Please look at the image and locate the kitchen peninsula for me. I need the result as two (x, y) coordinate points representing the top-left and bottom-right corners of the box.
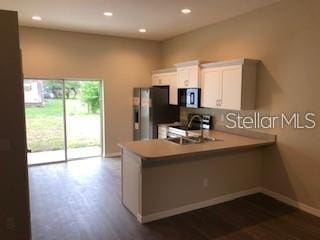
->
(119, 128), (275, 223)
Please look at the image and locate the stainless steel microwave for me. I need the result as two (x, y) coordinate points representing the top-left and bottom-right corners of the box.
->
(178, 88), (201, 108)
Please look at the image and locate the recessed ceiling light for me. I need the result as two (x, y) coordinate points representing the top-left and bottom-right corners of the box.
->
(32, 16), (42, 21)
(103, 12), (113, 17)
(181, 8), (192, 14)
(139, 28), (147, 33)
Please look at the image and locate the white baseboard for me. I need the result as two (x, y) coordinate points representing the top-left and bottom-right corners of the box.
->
(138, 187), (261, 223)
(136, 187), (320, 223)
(261, 188), (320, 218)
(106, 152), (121, 158)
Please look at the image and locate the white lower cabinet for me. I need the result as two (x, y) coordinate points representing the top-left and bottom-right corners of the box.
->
(158, 125), (168, 139)
(200, 59), (258, 110)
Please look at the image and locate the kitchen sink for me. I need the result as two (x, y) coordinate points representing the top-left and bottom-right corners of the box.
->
(187, 136), (216, 143)
(166, 136), (215, 145)
(166, 137), (196, 145)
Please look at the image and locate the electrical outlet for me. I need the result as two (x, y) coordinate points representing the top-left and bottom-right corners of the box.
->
(6, 217), (15, 231)
(203, 178), (208, 188)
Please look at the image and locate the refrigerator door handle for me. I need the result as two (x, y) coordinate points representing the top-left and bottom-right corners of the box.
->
(134, 110), (139, 123)
(134, 109), (140, 130)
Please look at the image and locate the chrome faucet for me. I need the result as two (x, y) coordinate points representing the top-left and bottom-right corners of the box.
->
(186, 114), (204, 141)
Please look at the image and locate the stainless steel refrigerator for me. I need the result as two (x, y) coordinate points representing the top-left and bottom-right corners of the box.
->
(133, 87), (180, 140)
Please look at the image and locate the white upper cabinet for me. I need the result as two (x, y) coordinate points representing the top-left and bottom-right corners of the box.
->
(152, 72), (171, 86)
(175, 61), (200, 88)
(220, 65), (242, 110)
(152, 68), (178, 105)
(201, 68), (221, 108)
(200, 59), (258, 110)
(168, 74), (178, 105)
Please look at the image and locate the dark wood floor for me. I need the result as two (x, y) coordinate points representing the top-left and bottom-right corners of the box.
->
(29, 158), (320, 240)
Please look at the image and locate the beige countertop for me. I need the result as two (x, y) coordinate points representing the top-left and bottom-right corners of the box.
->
(119, 130), (276, 161)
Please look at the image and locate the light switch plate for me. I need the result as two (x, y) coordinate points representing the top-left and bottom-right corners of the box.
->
(0, 139), (11, 152)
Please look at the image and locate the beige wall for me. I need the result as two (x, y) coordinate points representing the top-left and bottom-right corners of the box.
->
(142, 149), (262, 215)
(19, 27), (161, 154)
(161, 0), (320, 210)
(0, 11), (31, 239)
(6, 1), (320, 236)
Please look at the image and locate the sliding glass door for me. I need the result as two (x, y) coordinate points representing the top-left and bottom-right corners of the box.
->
(24, 79), (103, 165)
(24, 80), (66, 165)
(65, 80), (102, 160)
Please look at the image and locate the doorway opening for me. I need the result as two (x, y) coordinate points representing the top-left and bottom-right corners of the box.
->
(24, 79), (104, 165)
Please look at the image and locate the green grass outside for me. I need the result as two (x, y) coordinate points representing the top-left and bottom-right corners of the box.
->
(26, 99), (101, 152)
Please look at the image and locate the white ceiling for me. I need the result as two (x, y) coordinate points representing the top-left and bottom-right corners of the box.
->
(0, 0), (279, 41)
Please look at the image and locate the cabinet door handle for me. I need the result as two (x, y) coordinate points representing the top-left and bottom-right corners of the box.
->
(184, 80), (189, 86)
(159, 79), (162, 85)
(216, 99), (219, 106)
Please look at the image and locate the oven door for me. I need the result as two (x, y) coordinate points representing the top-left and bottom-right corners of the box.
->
(167, 132), (181, 138)
(186, 88), (200, 108)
